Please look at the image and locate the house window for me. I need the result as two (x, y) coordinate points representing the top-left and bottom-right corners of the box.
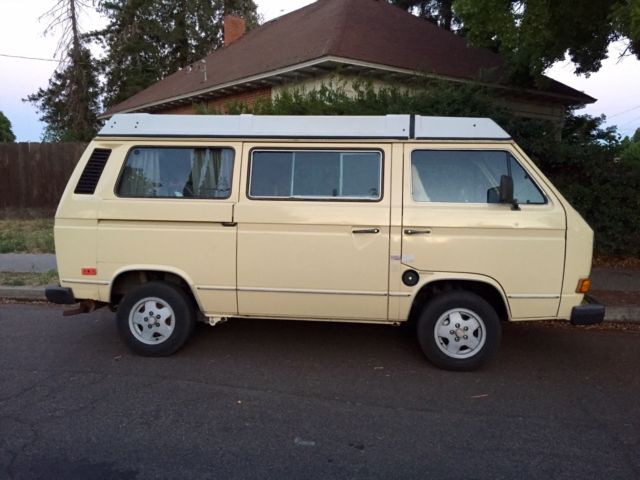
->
(411, 150), (546, 204)
(117, 147), (234, 199)
(249, 150), (382, 200)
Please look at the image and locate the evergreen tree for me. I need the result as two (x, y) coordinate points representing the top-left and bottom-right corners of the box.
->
(25, 0), (101, 141)
(26, 47), (101, 142)
(93, 0), (259, 108)
(0, 112), (16, 143)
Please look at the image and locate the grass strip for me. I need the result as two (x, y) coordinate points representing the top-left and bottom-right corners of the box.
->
(0, 270), (58, 287)
(0, 219), (55, 253)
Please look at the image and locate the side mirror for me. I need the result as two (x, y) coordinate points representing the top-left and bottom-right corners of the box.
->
(499, 175), (520, 210)
(486, 186), (500, 203)
(499, 175), (514, 204)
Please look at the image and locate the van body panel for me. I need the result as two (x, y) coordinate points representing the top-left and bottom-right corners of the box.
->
(558, 204), (593, 318)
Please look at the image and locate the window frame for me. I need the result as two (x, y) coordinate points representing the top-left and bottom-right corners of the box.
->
(247, 148), (385, 203)
(114, 145), (236, 200)
(409, 148), (548, 206)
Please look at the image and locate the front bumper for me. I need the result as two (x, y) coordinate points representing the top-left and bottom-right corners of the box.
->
(570, 296), (605, 325)
(45, 285), (76, 305)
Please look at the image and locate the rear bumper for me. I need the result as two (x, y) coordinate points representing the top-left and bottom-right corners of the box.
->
(570, 296), (605, 325)
(45, 285), (76, 305)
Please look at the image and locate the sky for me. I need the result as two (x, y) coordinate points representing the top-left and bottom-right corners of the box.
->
(0, 0), (638, 142)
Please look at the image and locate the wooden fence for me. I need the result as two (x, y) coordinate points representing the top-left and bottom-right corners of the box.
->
(0, 142), (87, 211)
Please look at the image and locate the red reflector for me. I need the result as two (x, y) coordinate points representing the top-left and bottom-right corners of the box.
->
(81, 268), (97, 276)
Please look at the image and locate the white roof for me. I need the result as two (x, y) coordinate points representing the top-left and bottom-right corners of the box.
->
(99, 113), (511, 140)
(414, 116), (510, 140)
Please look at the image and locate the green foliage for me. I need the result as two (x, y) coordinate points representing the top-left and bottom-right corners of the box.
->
(0, 112), (16, 143)
(202, 80), (639, 256)
(92, 0), (259, 108)
(620, 128), (640, 166)
(389, 0), (460, 31)
(0, 218), (55, 254)
(25, 47), (101, 142)
(453, 0), (640, 83)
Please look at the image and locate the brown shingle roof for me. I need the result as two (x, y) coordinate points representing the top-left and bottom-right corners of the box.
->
(104, 0), (595, 116)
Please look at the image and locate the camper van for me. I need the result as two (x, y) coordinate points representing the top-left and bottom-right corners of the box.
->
(46, 114), (604, 370)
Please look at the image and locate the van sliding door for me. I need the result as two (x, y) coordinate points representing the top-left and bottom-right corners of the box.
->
(235, 144), (392, 321)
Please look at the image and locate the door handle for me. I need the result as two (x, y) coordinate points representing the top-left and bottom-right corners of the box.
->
(352, 228), (380, 234)
(221, 222), (237, 227)
(404, 229), (431, 235)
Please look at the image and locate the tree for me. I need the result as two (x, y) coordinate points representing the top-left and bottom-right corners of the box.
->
(453, 0), (640, 83)
(26, 47), (101, 142)
(92, 0), (259, 108)
(25, 0), (101, 141)
(0, 112), (16, 143)
(621, 128), (640, 165)
(390, 0), (460, 31)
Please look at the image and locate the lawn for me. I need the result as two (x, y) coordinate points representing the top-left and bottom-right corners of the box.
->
(0, 218), (55, 254)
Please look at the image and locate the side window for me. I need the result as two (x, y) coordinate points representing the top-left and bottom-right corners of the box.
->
(509, 157), (546, 204)
(249, 150), (382, 200)
(410, 150), (545, 205)
(117, 147), (234, 199)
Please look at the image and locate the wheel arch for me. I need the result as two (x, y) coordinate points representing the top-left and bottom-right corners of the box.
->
(108, 266), (203, 313)
(407, 276), (511, 327)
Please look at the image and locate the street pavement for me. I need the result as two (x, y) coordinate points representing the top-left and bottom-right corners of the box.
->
(1, 303), (639, 479)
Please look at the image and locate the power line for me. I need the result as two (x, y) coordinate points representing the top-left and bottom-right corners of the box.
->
(608, 104), (640, 119)
(618, 115), (640, 128)
(0, 53), (60, 62)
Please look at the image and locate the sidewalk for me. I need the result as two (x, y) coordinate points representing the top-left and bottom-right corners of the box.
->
(0, 254), (638, 322)
(0, 253), (57, 272)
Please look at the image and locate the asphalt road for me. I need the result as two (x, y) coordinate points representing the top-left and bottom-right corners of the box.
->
(1, 304), (639, 480)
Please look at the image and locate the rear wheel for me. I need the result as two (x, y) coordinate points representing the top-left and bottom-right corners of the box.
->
(116, 282), (195, 356)
(417, 291), (501, 371)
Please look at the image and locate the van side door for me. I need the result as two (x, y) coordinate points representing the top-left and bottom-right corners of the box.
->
(234, 144), (392, 321)
(402, 144), (566, 319)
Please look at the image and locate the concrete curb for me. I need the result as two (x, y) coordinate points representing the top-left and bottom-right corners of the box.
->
(0, 286), (638, 323)
(604, 306), (640, 323)
(0, 286), (46, 301)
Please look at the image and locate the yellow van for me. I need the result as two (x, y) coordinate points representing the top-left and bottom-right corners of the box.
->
(46, 114), (604, 370)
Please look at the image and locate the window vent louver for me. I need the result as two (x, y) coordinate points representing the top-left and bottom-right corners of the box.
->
(74, 148), (111, 194)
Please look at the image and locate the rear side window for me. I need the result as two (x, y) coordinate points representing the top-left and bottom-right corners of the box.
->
(117, 147), (234, 199)
(411, 150), (546, 204)
(249, 150), (382, 200)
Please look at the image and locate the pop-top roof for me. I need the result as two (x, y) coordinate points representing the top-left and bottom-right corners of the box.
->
(98, 113), (511, 140)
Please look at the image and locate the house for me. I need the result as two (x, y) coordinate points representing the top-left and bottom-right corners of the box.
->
(101, 0), (595, 122)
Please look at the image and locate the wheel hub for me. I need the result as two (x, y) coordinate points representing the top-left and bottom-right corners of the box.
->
(434, 308), (486, 359)
(128, 297), (176, 345)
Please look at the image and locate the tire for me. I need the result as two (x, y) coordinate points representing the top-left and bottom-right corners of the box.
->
(116, 281), (196, 356)
(417, 291), (501, 371)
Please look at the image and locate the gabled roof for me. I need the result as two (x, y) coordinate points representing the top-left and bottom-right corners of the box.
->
(103, 0), (595, 117)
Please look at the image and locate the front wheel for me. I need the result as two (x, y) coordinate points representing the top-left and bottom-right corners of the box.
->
(417, 291), (501, 371)
(116, 282), (196, 356)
